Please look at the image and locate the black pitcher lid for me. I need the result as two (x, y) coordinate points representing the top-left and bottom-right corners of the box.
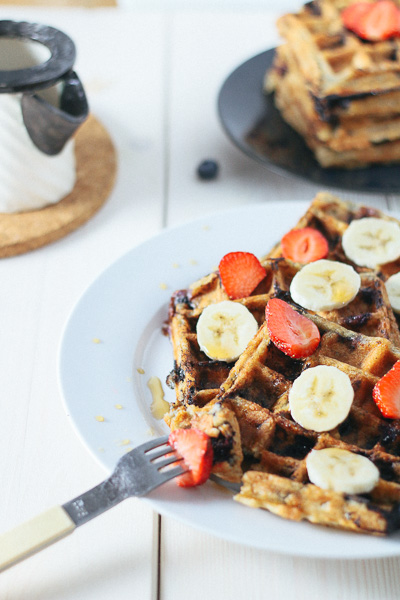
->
(0, 20), (76, 93)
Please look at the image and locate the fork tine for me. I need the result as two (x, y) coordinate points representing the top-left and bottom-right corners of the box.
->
(0, 435), (196, 574)
(156, 465), (188, 484)
(156, 455), (184, 470)
(147, 445), (174, 461)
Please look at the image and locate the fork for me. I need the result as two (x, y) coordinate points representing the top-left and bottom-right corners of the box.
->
(0, 435), (186, 573)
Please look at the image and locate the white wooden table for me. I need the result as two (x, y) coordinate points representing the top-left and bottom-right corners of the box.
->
(1, 3), (400, 598)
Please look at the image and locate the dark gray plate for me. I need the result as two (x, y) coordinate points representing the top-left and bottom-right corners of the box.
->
(217, 48), (400, 194)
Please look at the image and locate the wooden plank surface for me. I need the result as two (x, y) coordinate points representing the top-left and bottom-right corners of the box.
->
(0, 7), (163, 599)
(0, 0), (117, 6)
(0, 3), (400, 599)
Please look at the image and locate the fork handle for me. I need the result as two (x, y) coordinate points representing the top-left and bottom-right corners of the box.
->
(0, 506), (76, 572)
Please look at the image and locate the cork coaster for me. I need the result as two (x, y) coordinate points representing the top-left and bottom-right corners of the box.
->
(0, 113), (117, 258)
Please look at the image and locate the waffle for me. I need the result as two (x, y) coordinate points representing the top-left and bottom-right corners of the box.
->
(224, 310), (400, 534)
(165, 271), (274, 483)
(165, 239), (400, 486)
(265, 0), (400, 167)
(165, 270), (273, 408)
(268, 191), (400, 280)
(167, 288), (400, 531)
(268, 191), (400, 336)
(165, 194), (400, 531)
(166, 252), (400, 405)
(271, 258), (400, 344)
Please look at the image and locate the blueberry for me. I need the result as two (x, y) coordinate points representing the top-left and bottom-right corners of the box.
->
(197, 159), (219, 180)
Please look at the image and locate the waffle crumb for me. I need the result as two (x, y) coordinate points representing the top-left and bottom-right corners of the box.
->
(119, 439), (131, 446)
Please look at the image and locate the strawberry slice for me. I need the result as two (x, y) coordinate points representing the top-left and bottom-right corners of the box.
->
(350, 0), (400, 41)
(168, 428), (213, 487)
(341, 2), (372, 31)
(373, 360), (400, 419)
(219, 251), (266, 299)
(265, 298), (321, 359)
(281, 227), (329, 264)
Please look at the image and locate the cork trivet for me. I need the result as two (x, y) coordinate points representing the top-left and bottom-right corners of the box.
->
(0, 113), (117, 258)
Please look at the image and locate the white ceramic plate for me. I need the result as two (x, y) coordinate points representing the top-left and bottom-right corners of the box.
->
(58, 201), (400, 559)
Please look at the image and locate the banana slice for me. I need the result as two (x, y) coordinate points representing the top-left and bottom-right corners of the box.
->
(288, 365), (354, 432)
(385, 272), (400, 313)
(306, 447), (380, 495)
(342, 217), (400, 268)
(290, 259), (360, 311)
(196, 300), (258, 362)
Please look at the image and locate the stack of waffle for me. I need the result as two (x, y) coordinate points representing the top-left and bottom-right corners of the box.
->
(165, 193), (400, 533)
(265, 0), (400, 168)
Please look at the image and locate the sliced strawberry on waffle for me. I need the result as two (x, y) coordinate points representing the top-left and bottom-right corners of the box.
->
(265, 298), (321, 359)
(281, 227), (329, 264)
(341, 2), (373, 31)
(168, 428), (213, 487)
(342, 0), (400, 41)
(219, 251), (266, 299)
(358, 0), (400, 41)
(373, 361), (400, 419)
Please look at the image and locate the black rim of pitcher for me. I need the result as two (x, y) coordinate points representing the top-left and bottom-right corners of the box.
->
(0, 20), (76, 93)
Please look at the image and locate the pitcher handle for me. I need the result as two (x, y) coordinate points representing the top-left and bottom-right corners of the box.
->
(21, 69), (89, 155)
